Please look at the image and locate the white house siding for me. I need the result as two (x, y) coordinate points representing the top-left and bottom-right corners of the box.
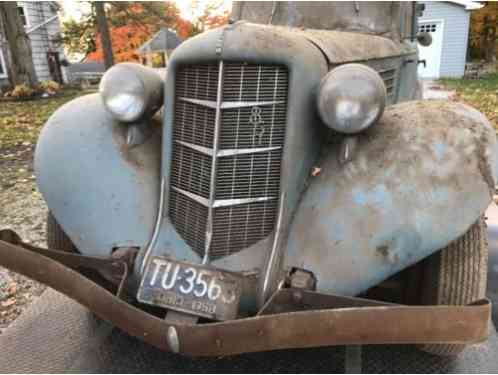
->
(0, 47), (9, 88)
(0, 19), (9, 88)
(21, 1), (66, 83)
(0, 2), (66, 88)
(420, 1), (471, 78)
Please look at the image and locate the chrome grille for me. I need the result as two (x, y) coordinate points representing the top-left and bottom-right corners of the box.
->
(169, 62), (288, 260)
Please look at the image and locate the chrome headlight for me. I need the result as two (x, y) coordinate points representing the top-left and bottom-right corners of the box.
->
(317, 64), (386, 134)
(100, 63), (163, 123)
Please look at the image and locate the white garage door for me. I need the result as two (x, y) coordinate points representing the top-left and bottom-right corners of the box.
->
(418, 20), (444, 79)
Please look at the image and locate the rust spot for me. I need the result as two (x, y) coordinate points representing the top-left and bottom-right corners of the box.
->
(376, 245), (389, 257)
(376, 244), (399, 265)
(119, 143), (145, 169)
(111, 120), (162, 172)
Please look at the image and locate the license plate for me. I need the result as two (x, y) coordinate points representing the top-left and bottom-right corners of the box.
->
(137, 256), (242, 321)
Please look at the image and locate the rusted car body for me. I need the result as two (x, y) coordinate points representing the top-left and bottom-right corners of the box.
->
(0, 2), (496, 357)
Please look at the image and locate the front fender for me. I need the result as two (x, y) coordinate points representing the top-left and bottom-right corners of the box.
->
(284, 100), (497, 296)
(34, 94), (161, 256)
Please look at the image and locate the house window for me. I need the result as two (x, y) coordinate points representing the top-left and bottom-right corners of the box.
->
(0, 48), (7, 78)
(17, 4), (29, 27)
(419, 23), (437, 34)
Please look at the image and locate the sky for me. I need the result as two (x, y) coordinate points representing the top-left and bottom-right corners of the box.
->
(60, 1), (233, 22)
(176, 0), (232, 21)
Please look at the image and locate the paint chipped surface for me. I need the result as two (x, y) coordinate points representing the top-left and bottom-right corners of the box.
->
(35, 94), (161, 257)
(285, 100), (497, 296)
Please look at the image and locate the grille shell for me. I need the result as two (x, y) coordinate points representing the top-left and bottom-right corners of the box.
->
(169, 63), (289, 259)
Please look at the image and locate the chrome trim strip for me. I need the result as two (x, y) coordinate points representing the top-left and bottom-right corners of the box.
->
(177, 140), (280, 158)
(172, 187), (210, 207)
(220, 100), (285, 109)
(178, 97), (217, 109)
(217, 146), (281, 157)
(179, 97), (284, 110)
(175, 140), (214, 156)
(140, 177), (166, 274)
(260, 191), (286, 306)
(203, 61), (225, 265)
(213, 196), (276, 208)
(173, 186), (275, 209)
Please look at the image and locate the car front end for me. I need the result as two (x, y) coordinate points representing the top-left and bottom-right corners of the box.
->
(0, 6), (496, 357)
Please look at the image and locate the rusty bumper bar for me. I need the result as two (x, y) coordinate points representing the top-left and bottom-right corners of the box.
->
(0, 231), (491, 357)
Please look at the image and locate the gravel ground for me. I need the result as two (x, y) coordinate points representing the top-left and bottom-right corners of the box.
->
(0, 90), (90, 334)
(0, 147), (47, 334)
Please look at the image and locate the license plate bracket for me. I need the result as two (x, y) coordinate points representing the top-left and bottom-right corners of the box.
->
(137, 256), (242, 321)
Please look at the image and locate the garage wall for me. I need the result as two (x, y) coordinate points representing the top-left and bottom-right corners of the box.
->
(421, 1), (470, 78)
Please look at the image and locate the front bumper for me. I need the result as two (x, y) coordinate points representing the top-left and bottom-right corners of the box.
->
(0, 230), (491, 357)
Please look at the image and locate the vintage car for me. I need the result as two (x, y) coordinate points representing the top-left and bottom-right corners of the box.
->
(0, 1), (495, 358)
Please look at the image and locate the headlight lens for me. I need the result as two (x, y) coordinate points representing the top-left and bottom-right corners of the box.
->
(100, 63), (163, 123)
(317, 64), (386, 134)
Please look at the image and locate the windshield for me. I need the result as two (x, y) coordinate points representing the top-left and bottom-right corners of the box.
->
(232, 1), (415, 41)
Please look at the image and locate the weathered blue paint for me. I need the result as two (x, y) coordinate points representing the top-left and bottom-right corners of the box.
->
(431, 142), (446, 161)
(34, 94), (161, 256)
(284, 100), (497, 296)
(352, 184), (391, 208)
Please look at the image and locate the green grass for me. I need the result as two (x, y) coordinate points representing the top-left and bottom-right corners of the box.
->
(0, 89), (91, 149)
(439, 73), (498, 130)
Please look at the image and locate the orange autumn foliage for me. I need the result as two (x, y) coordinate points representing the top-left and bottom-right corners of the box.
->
(86, 24), (153, 63)
(198, 10), (229, 31)
(86, 2), (187, 63)
(176, 18), (196, 39)
(85, 3), (229, 63)
(469, 1), (498, 61)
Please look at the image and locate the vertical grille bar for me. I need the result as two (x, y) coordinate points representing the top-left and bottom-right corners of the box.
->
(203, 61), (225, 264)
(169, 62), (288, 260)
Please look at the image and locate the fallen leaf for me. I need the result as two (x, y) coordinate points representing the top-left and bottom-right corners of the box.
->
(7, 283), (17, 295)
(1, 298), (16, 308)
(311, 167), (322, 177)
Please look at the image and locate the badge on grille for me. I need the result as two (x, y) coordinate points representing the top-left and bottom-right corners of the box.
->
(250, 106), (265, 145)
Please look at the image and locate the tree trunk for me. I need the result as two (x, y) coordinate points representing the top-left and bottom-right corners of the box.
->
(481, 14), (497, 63)
(485, 24), (496, 62)
(95, 2), (114, 70)
(0, 2), (37, 87)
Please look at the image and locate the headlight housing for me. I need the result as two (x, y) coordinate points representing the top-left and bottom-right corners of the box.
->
(100, 63), (163, 123)
(317, 64), (386, 134)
